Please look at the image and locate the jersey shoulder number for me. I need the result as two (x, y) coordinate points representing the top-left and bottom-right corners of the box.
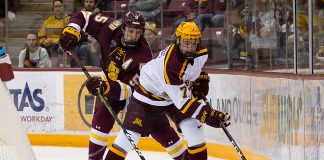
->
(94, 14), (108, 23)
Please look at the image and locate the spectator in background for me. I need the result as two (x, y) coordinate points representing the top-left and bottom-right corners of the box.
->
(72, 0), (101, 67)
(212, 0), (227, 28)
(18, 32), (51, 68)
(0, 0), (20, 29)
(97, 0), (114, 12)
(144, 21), (161, 58)
(0, 47), (14, 82)
(128, 0), (162, 26)
(295, 0), (323, 65)
(229, 3), (253, 67)
(84, 0), (99, 12)
(174, 0), (214, 32)
(72, 33), (101, 67)
(73, 0), (101, 13)
(319, 0), (324, 21)
(73, 0), (84, 13)
(0, 0), (5, 29)
(38, 0), (70, 67)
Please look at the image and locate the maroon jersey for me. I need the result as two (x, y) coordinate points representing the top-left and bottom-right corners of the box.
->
(66, 12), (186, 160)
(68, 11), (153, 100)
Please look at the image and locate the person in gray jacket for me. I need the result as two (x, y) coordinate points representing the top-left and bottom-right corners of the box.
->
(18, 32), (51, 68)
(128, 0), (162, 26)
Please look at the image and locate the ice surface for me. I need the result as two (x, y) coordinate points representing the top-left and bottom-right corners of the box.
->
(32, 146), (223, 160)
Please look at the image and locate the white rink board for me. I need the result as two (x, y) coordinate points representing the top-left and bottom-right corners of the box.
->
(5, 71), (100, 134)
(5, 71), (324, 160)
(6, 72), (64, 133)
(205, 73), (324, 160)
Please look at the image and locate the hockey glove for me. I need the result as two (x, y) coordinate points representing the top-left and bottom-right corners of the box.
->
(197, 105), (230, 128)
(192, 71), (210, 99)
(85, 77), (110, 96)
(59, 26), (81, 52)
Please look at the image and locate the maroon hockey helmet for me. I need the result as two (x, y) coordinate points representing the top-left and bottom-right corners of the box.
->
(122, 11), (145, 30)
(121, 12), (145, 48)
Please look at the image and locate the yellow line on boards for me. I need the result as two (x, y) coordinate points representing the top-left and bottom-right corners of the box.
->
(28, 134), (269, 160)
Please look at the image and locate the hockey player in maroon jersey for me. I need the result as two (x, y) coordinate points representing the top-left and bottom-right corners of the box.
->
(59, 11), (187, 160)
(104, 21), (231, 160)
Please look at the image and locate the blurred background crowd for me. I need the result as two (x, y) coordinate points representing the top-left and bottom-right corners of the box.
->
(0, 0), (323, 73)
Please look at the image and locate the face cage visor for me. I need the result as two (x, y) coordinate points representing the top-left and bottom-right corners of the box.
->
(121, 26), (143, 48)
(178, 38), (200, 59)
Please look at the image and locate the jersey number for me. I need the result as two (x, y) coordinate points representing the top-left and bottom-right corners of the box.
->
(129, 74), (140, 86)
(94, 14), (108, 23)
(180, 86), (187, 98)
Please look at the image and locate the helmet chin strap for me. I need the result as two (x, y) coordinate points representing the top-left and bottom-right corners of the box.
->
(183, 51), (197, 60)
(182, 51), (196, 64)
(121, 28), (142, 49)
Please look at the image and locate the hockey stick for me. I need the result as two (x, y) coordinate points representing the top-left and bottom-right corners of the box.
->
(66, 50), (146, 160)
(202, 96), (247, 160)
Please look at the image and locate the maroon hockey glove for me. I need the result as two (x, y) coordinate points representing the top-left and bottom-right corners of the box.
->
(85, 77), (109, 96)
(59, 26), (81, 52)
(192, 72), (210, 99)
(206, 109), (230, 128)
(197, 105), (230, 128)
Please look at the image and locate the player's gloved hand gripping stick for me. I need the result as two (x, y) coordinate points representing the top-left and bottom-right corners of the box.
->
(201, 95), (247, 160)
(66, 50), (146, 160)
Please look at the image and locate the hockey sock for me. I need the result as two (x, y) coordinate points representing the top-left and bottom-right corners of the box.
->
(105, 145), (126, 160)
(151, 125), (186, 159)
(187, 144), (207, 160)
(88, 142), (107, 160)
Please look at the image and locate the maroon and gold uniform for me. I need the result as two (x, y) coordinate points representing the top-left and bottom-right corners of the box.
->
(62, 11), (186, 160)
(105, 22), (230, 160)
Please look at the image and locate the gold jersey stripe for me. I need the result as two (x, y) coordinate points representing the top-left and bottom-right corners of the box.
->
(137, 83), (163, 100)
(164, 44), (175, 85)
(103, 81), (110, 95)
(137, 83), (148, 95)
(197, 48), (208, 55)
(179, 59), (188, 82)
(123, 83), (128, 99)
(181, 98), (195, 114)
(109, 47), (120, 56)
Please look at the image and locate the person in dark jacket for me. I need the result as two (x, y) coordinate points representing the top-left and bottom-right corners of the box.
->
(128, 0), (162, 26)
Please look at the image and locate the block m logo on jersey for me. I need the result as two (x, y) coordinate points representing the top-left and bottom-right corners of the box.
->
(132, 118), (143, 127)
